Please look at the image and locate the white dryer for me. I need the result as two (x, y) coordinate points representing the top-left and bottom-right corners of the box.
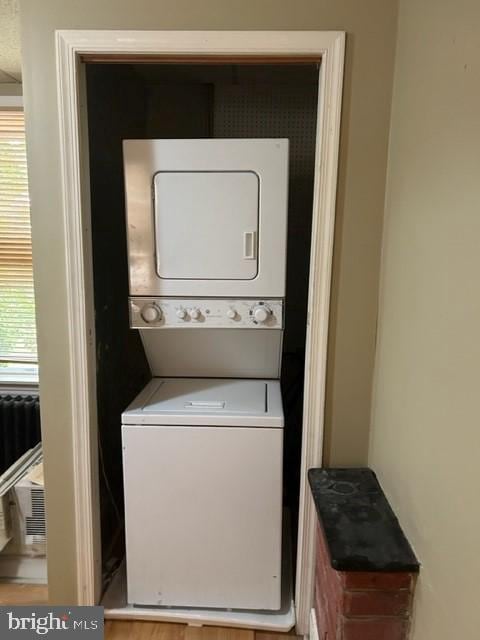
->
(123, 138), (289, 299)
(122, 378), (284, 610)
(122, 138), (289, 381)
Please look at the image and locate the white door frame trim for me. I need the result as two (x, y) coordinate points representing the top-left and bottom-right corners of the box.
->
(55, 29), (345, 634)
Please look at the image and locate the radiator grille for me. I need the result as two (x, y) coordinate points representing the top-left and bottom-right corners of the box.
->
(0, 395), (41, 475)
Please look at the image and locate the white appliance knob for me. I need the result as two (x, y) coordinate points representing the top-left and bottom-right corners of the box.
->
(227, 308), (237, 319)
(252, 305), (271, 324)
(141, 303), (161, 323)
(176, 308), (187, 320)
(190, 308), (201, 320)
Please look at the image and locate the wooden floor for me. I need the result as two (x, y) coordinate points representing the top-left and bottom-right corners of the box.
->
(0, 582), (48, 605)
(104, 622), (298, 640)
(0, 584), (298, 639)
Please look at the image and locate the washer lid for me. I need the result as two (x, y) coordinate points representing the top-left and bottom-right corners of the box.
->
(145, 378), (265, 414)
(122, 378), (284, 427)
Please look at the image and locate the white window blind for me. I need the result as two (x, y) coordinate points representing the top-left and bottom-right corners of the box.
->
(0, 109), (38, 370)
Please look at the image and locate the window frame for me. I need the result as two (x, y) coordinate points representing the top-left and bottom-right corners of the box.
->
(0, 94), (39, 387)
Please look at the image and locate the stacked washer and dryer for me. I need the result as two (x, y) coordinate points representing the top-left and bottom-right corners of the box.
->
(121, 139), (289, 612)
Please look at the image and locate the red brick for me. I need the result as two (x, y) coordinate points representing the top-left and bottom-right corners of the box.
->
(323, 592), (340, 635)
(316, 523), (334, 565)
(315, 523), (414, 640)
(316, 574), (339, 637)
(342, 617), (408, 640)
(341, 571), (414, 590)
(316, 556), (343, 606)
(316, 527), (343, 589)
(343, 589), (411, 617)
(314, 583), (327, 637)
(315, 581), (337, 640)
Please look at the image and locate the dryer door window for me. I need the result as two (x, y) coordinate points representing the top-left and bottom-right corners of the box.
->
(153, 171), (259, 280)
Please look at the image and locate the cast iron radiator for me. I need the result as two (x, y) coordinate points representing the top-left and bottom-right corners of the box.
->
(0, 395), (41, 475)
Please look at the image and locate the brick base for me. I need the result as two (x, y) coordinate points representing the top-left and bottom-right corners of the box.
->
(314, 523), (416, 640)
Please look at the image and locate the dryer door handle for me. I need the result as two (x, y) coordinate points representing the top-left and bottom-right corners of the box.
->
(243, 231), (256, 260)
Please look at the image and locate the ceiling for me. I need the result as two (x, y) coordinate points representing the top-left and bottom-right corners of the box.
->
(0, 0), (22, 83)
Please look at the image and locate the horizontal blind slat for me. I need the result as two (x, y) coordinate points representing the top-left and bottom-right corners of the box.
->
(0, 109), (37, 364)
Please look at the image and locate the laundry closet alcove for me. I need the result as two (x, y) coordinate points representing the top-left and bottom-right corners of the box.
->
(55, 30), (345, 635)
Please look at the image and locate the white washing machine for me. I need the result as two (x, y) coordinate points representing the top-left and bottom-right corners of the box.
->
(122, 378), (284, 610)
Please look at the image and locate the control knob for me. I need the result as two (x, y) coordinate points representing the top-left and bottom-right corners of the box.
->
(252, 304), (272, 324)
(190, 307), (201, 320)
(176, 308), (187, 320)
(141, 303), (162, 323)
(226, 308), (237, 320)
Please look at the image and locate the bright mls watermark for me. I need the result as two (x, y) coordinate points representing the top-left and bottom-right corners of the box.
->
(0, 607), (103, 638)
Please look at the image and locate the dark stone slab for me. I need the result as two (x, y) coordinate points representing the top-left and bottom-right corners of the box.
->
(308, 468), (420, 572)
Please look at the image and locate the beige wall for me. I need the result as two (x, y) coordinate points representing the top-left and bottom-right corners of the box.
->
(369, 0), (480, 638)
(0, 83), (22, 96)
(19, 0), (398, 602)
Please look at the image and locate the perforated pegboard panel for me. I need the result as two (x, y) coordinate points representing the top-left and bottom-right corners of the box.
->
(213, 84), (317, 189)
(213, 82), (319, 354)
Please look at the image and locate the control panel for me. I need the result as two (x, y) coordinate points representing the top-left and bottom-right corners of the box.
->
(129, 298), (284, 329)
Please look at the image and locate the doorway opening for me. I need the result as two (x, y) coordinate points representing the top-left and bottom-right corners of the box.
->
(54, 28), (345, 636)
(85, 61), (318, 628)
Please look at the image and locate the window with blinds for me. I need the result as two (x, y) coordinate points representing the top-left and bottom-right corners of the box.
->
(0, 109), (38, 381)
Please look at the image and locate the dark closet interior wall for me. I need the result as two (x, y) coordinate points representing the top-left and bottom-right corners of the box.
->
(85, 66), (151, 573)
(86, 63), (318, 584)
